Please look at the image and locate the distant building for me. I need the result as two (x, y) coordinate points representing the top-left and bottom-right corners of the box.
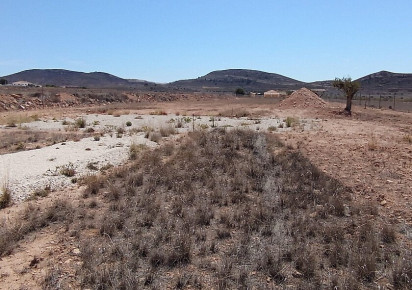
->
(264, 90), (285, 98)
(11, 81), (40, 87)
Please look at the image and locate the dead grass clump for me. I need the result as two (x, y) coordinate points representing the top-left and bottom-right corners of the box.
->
(402, 134), (412, 144)
(257, 250), (285, 283)
(42, 265), (63, 290)
(285, 116), (299, 128)
(218, 108), (250, 118)
(29, 185), (51, 200)
(368, 134), (378, 151)
(75, 118), (86, 128)
(381, 224), (396, 243)
(393, 257), (411, 289)
(159, 125), (177, 137)
(129, 143), (147, 160)
(148, 132), (162, 143)
(150, 110), (167, 115)
(60, 162), (76, 177)
(82, 175), (105, 197)
(295, 247), (317, 279)
(0, 184), (11, 209)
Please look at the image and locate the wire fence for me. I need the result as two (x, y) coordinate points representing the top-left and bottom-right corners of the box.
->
(324, 94), (412, 113)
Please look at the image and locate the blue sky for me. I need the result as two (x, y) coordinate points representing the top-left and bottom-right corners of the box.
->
(1, 0), (411, 83)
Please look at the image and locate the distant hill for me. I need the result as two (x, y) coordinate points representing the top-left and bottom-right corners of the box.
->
(1, 69), (156, 89)
(2, 69), (412, 95)
(356, 71), (412, 94)
(168, 69), (304, 92)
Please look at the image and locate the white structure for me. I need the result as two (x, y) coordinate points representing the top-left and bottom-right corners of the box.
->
(11, 81), (39, 87)
(264, 90), (284, 98)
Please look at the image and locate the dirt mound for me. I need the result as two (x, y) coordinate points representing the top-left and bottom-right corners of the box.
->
(279, 87), (327, 109)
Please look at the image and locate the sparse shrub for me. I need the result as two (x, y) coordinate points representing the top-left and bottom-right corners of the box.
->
(150, 110), (167, 115)
(86, 162), (98, 171)
(88, 199), (98, 208)
(295, 248), (317, 279)
(182, 116), (192, 123)
(30, 185), (51, 199)
(199, 124), (209, 130)
(267, 126), (277, 132)
(150, 252), (165, 268)
(82, 175), (104, 196)
(75, 118), (86, 128)
(0, 185), (11, 209)
(85, 127), (95, 133)
(116, 127), (124, 138)
(16, 142), (25, 151)
(167, 236), (191, 267)
(60, 163), (76, 177)
(129, 143), (147, 160)
(368, 134), (378, 151)
(285, 116), (298, 128)
(258, 251), (285, 283)
(149, 132), (162, 143)
(142, 126), (154, 138)
(354, 251), (377, 282)
(127, 172), (143, 188)
(175, 119), (183, 128)
(43, 266), (63, 290)
(93, 135), (100, 141)
(216, 229), (231, 240)
(402, 134), (412, 144)
(393, 258), (412, 289)
(44, 199), (74, 223)
(160, 126), (176, 137)
(381, 224), (396, 243)
(126, 121), (132, 127)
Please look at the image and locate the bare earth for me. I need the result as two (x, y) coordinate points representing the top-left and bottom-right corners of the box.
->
(0, 93), (411, 289)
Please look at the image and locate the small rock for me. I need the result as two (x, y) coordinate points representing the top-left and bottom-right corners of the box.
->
(309, 212), (317, 218)
(344, 205), (351, 217)
(380, 200), (387, 206)
(72, 248), (81, 255)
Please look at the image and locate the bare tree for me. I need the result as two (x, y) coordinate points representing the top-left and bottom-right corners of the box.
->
(333, 77), (360, 115)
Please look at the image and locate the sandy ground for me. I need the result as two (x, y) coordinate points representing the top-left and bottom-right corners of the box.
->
(0, 112), (320, 202)
(0, 96), (411, 289)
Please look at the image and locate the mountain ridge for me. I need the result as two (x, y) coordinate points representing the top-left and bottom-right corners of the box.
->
(2, 69), (412, 94)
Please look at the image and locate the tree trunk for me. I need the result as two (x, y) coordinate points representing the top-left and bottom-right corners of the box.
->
(344, 96), (352, 115)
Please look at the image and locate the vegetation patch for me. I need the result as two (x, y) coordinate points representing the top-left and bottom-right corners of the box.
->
(71, 130), (409, 289)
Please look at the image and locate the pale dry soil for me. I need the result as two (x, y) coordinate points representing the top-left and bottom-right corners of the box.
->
(0, 98), (411, 289)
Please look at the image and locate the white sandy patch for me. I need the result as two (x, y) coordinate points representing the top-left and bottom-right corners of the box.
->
(0, 113), (320, 202)
(0, 133), (156, 202)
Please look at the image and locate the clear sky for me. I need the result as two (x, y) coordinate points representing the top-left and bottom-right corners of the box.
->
(1, 0), (411, 83)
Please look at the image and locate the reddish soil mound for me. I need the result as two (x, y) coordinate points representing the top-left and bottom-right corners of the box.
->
(279, 87), (327, 109)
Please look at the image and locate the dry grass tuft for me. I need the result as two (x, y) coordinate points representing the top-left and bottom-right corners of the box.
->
(0, 184), (11, 209)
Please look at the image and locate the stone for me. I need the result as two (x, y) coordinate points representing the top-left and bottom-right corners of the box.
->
(72, 248), (81, 255)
